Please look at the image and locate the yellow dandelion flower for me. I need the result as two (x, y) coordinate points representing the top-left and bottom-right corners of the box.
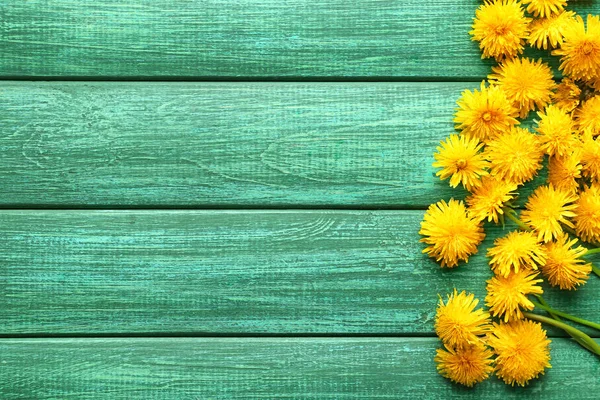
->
(520, 184), (578, 242)
(466, 177), (518, 223)
(581, 136), (600, 181)
(420, 199), (486, 268)
(488, 320), (551, 387)
(574, 95), (600, 138)
(433, 135), (489, 191)
(521, 0), (566, 18)
(552, 77), (581, 113)
(548, 151), (582, 194)
(435, 343), (494, 387)
(536, 105), (577, 157)
(489, 58), (556, 118)
(553, 15), (600, 81)
(435, 289), (491, 348)
(485, 270), (543, 322)
(574, 184), (600, 243)
(542, 233), (592, 290)
(588, 76), (600, 91)
(485, 127), (544, 185)
(487, 231), (547, 277)
(454, 83), (519, 142)
(470, 1), (530, 61)
(529, 11), (576, 49)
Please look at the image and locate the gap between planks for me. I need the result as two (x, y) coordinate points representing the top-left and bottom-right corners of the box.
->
(0, 333), (438, 339)
(0, 76), (488, 82)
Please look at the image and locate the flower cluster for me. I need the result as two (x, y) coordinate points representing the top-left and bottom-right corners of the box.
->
(422, 0), (600, 388)
(434, 290), (551, 386)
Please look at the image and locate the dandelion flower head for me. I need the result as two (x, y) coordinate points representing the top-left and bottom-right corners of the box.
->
(433, 134), (489, 191)
(520, 184), (578, 242)
(536, 105), (577, 157)
(552, 77), (581, 113)
(466, 177), (517, 223)
(485, 127), (544, 185)
(553, 14), (600, 81)
(542, 233), (592, 290)
(420, 199), (486, 268)
(522, 0), (567, 18)
(574, 95), (600, 138)
(547, 151), (582, 194)
(529, 10), (576, 50)
(470, 0), (530, 60)
(581, 136), (600, 181)
(435, 289), (491, 348)
(488, 58), (556, 118)
(574, 184), (600, 243)
(454, 83), (519, 143)
(485, 270), (544, 322)
(487, 231), (547, 277)
(488, 320), (551, 386)
(435, 343), (494, 387)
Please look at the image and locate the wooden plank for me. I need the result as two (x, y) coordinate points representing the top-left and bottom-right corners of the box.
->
(1, 338), (598, 398)
(0, 81), (548, 208)
(2, 210), (599, 335)
(2, 1), (598, 78)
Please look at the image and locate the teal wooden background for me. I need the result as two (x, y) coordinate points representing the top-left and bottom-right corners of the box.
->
(1, 1), (599, 398)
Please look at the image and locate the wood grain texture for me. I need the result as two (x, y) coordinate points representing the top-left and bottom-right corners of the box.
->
(1, 338), (598, 399)
(0, 81), (548, 208)
(2, 1), (598, 78)
(2, 210), (599, 335)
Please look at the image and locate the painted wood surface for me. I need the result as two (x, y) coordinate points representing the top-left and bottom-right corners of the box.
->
(0, 81), (549, 208)
(2, 1), (598, 78)
(4, 1), (600, 396)
(1, 338), (598, 399)
(2, 210), (598, 335)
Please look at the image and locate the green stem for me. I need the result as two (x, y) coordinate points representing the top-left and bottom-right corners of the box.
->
(535, 296), (595, 354)
(505, 211), (531, 231)
(531, 300), (600, 331)
(592, 263), (600, 279)
(523, 312), (600, 357)
(583, 247), (600, 257)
